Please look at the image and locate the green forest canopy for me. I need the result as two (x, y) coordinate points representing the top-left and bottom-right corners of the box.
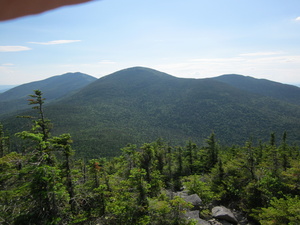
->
(1, 90), (300, 224)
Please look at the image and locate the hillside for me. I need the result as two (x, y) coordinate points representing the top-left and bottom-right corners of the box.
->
(0, 72), (96, 116)
(3, 67), (300, 158)
(4, 67), (296, 158)
(213, 74), (300, 105)
(3, 91), (300, 225)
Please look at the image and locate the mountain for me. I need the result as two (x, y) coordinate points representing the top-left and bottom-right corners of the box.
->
(0, 72), (96, 102)
(213, 74), (300, 105)
(0, 72), (96, 116)
(3, 67), (300, 158)
(0, 85), (17, 93)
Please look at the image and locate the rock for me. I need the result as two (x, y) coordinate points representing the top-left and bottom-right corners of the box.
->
(182, 193), (203, 210)
(212, 206), (238, 224)
(195, 218), (211, 225)
(185, 210), (200, 219)
(185, 210), (210, 225)
(209, 219), (233, 225)
(219, 220), (235, 225)
(175, 190), (189, 197)
(208, 219), (222, 225)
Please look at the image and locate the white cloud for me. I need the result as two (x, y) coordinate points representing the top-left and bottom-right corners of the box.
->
(0, 46), (31, 52)
(295, 17), (300, 21)
(0, 66), (15, 76)
(2, 63), (14, 66)
(154, 54), (300, 84)
(239, 52), (283, 57)
(190, 57), (244, 63)
(28, 40), (81, 45)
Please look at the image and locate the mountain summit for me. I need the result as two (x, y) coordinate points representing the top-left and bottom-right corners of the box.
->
(0, 72), (96, 115)
(43, 67), (300, 157)
(2, 67), (300, 158)
(0, 72), (96, 102)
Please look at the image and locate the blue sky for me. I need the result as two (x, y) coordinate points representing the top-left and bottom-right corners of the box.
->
(1, 0), (300, 85)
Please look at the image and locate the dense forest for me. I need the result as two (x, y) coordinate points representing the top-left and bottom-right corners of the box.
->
(1, 90), (300, 224)
(2, 67), (300, 160)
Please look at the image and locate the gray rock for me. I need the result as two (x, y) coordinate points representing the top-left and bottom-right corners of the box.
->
(185, 210), (210, 225)
(212, 206), (238, 224)
(219, 220), (235, 225)
(183, 194), (203, 210)
(185, 210), (200, 219)
(195, 218), (211, 225)
(208, 219), (224, 225)
(175, 190), (189, 197)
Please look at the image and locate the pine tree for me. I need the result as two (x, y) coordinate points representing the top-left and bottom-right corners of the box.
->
(206, 132), (218, 170)
(15, 90), (69, 224)
(0, 123), (9, 158)
(185, 140), (197, 175)
(51, 133), (76, 213)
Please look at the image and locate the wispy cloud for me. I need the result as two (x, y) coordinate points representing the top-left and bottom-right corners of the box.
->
(0, 46), (31, 52)
(2, 63), (14, 66)
(155, 53), (300, 84)
(190, 57), (244, 63)
(295, 17), (300, 21)
(28, 40), (81, 45)
(239, 52), (283, 57)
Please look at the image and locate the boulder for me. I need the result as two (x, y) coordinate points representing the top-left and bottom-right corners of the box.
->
(209, 219), (233, 225)
(212, 206), (238, 224)
(185, 210), (210, 225)
(175, 190), (189, 197)
(182, 193), (203, 210)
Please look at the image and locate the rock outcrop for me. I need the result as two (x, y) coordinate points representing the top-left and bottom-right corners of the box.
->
(182, 193), (203, 210)
(212, 206), (238, 224)
(185, 210), (210, 225)
(174, 189), (253, 225)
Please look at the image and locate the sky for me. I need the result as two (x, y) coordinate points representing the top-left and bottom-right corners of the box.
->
(1, 0), (300, 85)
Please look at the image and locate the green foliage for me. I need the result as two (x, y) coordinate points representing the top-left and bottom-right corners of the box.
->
(22, 165), (69, 225)
(4, 67), (300, 159)
(0, 152), (27, 224)
(169, 196), (193, 225)
(183, 175), (215, 206)
(0, 123), (9, 157)
(258, 195), (300, 225)
(2, 88), (300, 224)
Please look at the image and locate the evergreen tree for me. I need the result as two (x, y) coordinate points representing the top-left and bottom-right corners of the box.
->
(205, 132), (218, 170)
(14, 90), (69, 224)
(279, 131), (290, 171)
(0, 123), (9, 158)
(51, 133), (76, 213)
(185, 140), (197, 175)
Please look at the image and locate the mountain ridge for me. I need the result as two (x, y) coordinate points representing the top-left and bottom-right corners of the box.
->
(0, 72), (96, 102)
(2, 67), (300, 158)
(0, 72), (96, 116)
(45, 68), (300, 157)
(213, 74), (300, 105)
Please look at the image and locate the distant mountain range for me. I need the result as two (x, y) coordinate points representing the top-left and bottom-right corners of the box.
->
(0, 85), (17, 93)
(0, 72), (96, 116)
(1, 67), (300, 158)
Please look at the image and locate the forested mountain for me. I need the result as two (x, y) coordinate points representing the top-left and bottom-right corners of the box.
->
(3, 67), (300, 159)
(213, 74), (300, 105)
(0, 72), (96, 115)
(1, 88), (300, 225)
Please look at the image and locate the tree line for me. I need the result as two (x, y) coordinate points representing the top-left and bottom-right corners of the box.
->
(0, 90), (300, 224)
